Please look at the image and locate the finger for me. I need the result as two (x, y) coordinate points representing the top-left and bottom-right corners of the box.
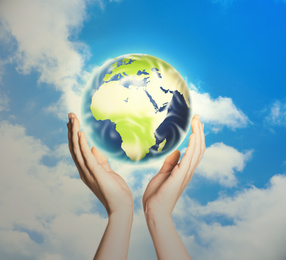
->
(77, 131), (106, 199)
(78, 131), (98, 173)
(91, 146), (112, 172)
(188, 114), (201, 166)
(176, 115), (201, 180)
(68, 121), (76, 158)
(199, 122), (206, 162)
(159, 150), (181, 174)
(69, 114), (91, 184)
(67, 121), (85, 177)
(68, 116), (108, 208)
(190, 120), (205, 169)
(192, 114), (201, 135)
(177, 114), (201, 173)
(176, 133), (196, 172)
(78, 131), (108, 184)
(185, 122), (204, 182)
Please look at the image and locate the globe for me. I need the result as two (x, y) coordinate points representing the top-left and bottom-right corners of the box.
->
(82, 54), (191, 163)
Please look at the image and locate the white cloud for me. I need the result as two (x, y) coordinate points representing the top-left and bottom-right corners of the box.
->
(0, 118), (161, 260)
(0, 119), (161, 260)
(0, 0), (96, 119)
(0, 0), (250, 125)
(0, 59), (7, 83)
(190, 84), (250, 132)
(0, 58), (10, 111)
(44, 87), (83, 121)
(0, 90), (9, 112)
(0, 120), (107, 259)
(196, 142), (253, 187)
(0, 0), (88, 88)
(0, 119), (285, 260)
(264, 100), (286, 128)
(178, 174), (286, 260)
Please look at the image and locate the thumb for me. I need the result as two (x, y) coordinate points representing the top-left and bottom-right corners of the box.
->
(159, 150), (181, 173)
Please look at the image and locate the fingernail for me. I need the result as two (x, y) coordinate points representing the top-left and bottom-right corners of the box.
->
(78, 131), (81, 138)
(68, 113), (74, 120)
(71, 118), (74, 125)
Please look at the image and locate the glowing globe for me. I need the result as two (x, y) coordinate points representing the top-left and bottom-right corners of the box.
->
(82, 54), (191, 163)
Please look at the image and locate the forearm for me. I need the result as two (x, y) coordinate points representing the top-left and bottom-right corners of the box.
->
(94, 212), (133, 260)
(146, 213), (191, 260)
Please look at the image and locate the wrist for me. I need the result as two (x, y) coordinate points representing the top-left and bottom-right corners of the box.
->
(145, 210), (172, 227)
(109, 210), (133, 223)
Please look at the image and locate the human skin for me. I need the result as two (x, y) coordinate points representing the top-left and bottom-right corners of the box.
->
(67, 113), (205, 260)
(67, 113), (133, 260)
(142, 114), (205, 260)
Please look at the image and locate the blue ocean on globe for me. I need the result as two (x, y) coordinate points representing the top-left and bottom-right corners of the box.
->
(82, 54), (191, 163)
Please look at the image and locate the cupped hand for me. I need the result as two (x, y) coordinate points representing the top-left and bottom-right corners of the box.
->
(67, 113), (133, 216)
(142, 114), (205, 217)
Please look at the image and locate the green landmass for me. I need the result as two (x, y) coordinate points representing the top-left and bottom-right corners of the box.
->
(91, 107), (156, 161)
(103, 54), (169, 82)
(158, 138), (167, 152)
(90, 80), (158, 161)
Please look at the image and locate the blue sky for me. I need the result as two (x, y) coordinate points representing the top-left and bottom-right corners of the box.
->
(0, 0), (286, 259)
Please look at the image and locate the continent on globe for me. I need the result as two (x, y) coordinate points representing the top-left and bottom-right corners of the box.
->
(82, 54), (191, 163)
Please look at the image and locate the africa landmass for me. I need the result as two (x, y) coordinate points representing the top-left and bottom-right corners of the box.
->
(90, 55), (189, 161)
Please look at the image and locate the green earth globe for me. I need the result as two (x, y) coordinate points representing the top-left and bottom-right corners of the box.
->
(82, 54), (191, 163)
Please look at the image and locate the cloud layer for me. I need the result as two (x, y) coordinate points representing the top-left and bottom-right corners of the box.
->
(0, 0), (93, 118)
(0, 120), (285, 260)
(180, 174), (286, 260)
(0, 120), (104, 259)
(190, 85), (250, 132)
(0, 0), (89, 87)
(264, 100), (286, 128)
(197, 142), (253, 186)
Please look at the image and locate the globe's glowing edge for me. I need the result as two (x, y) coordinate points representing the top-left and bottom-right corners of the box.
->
(81, 54), (191, 164)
